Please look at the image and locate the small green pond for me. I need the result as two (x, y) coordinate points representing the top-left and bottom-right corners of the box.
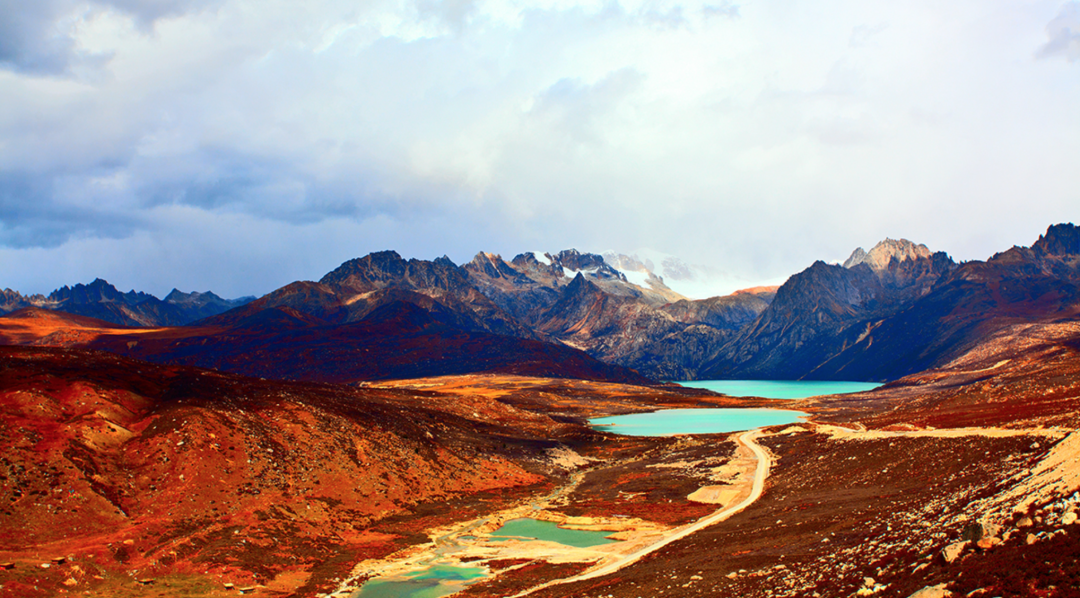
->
(353, 565), (486, 598)
(489, 518), (615, 548)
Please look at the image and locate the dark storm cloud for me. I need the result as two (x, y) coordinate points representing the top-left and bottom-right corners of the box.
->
(0, 161), (401, 251)
(131, 150), (383, 224)
(0, 172), (140, 247)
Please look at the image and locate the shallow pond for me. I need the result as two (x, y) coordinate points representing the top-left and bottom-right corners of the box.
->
(489, 518), (615, 548)
(353, 564), (486, 598)
(676, 379), (881, 399)
(352, 518), (615, 597)
(590, 407), (806, 436)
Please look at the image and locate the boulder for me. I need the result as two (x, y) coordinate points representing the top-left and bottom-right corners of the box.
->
(960, 522), (983, 542)
(1016, 516), (1033, 528)
(942, 541), (967, 563)
(1062, 511), (1077, 525)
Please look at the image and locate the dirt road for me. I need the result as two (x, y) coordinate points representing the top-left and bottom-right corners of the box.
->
(512, 428), (772, 595)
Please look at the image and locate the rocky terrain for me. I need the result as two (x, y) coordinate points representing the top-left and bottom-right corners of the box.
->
(703, 238), (959, 381)
(458, 312), (1080, 598)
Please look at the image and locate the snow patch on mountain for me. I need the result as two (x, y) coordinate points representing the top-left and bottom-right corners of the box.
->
(531, 251), (552, 266)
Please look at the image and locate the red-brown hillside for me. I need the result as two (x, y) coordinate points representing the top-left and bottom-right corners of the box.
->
(0, 346), (585, 596)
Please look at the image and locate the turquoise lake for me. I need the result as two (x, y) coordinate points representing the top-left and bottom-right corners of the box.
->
(677, 379), (881, 399)
(590, 407), (806, 436)
(353, 565), (486, 598)
(490, 518), (615, 548)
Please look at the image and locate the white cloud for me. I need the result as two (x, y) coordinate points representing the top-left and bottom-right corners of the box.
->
(1, 0), (1078, 297)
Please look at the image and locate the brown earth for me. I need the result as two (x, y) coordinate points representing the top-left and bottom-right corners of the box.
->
(4, 318), (1080, 598)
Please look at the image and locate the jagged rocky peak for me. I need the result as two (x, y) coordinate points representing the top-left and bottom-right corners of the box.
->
(553, 249), (603, 271)
(843, 238), (932, 272)
(510, 252), (564, 281)
(320, 250), (408, 289)
(1033, 223), (1080, 256)
(463, 252), (531, 282)
(164, 289), (256, 311)
(47, 278), (158, 305)
(552, 249), (625, 281)
(320, 250), (471, 293)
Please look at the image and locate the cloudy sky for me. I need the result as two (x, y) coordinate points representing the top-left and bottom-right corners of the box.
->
(1, 0), (1078, 298)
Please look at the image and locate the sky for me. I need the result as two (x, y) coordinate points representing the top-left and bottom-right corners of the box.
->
(1, 0), (1078, 299)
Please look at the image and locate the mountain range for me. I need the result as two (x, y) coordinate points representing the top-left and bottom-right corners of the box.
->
(0, 279), (254, 326)
(2, 223), (1078, 383)
(3, 225), (1080, 598)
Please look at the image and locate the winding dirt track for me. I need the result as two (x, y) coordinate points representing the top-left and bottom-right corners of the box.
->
(512, 428), (772, 596)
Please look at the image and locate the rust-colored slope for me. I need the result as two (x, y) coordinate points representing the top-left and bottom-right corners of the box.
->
(0, 346), (574, 596)
(0, 307), (137, 345)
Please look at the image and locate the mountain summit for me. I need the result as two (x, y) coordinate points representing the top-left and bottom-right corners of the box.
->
(843, 238), (933, 272)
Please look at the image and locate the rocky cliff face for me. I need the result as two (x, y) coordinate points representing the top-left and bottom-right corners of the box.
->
(318, 250), (535, 339)
(462, 252), (562, 323)
(703, 240), (959, 380)
(706, 225), (1080, 381)
(461, 249), (743, 379)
